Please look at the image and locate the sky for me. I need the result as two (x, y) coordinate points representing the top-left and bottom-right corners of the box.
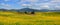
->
(0, 0), (60, 10)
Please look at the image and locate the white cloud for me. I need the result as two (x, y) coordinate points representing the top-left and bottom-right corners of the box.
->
(10, 0), (60, 10)
(20, 0), (37, 2)
(21, 4), (27, 6)
(0, 3), (12, 9)
(51, 0), (60, 3)
(39, 4), (50, 10)
(30, 0), (38, 2)
(21, 4), (32, 8)
(41, 5), (49, 8)
(1, 3), (10, 7)
(55, 6), (60, 9)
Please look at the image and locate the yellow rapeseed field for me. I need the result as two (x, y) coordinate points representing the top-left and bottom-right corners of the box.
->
(0, 11), (60, 25)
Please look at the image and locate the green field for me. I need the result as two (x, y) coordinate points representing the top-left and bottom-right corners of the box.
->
(0, 11), (60, 25)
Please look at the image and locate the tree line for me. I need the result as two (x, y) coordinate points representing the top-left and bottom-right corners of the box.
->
(17, 11), (35, 15)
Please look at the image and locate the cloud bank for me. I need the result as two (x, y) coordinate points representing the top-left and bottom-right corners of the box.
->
(0, 0), (60, 10)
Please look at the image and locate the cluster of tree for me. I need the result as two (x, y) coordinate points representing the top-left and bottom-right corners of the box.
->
(17, 10), (35, 14)
(24, 11), (35, 14)
(0, 8), (35, 14)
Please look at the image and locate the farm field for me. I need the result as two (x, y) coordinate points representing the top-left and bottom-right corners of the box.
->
(0, 11), (60, 25)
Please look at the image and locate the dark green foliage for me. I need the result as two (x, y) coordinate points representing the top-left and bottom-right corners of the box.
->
(31, 11), (35, 14)
(0, 22), (4, 25)
(15, 22), (21, 25)
(24, 11), (27, 14)
(9, 22), (21, 25)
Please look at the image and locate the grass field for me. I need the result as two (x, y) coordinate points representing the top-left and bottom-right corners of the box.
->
(0, 11), (60, 25)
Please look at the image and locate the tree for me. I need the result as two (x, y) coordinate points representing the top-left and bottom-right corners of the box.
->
(24, 11), (27, 14)
(31, 11), (35, 14)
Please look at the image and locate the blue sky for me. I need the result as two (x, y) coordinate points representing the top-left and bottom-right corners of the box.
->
(0, 0), (60, 10)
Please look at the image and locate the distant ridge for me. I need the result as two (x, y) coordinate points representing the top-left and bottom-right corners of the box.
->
(0, 8), (60, 12)
(17, 8), (35, 12)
